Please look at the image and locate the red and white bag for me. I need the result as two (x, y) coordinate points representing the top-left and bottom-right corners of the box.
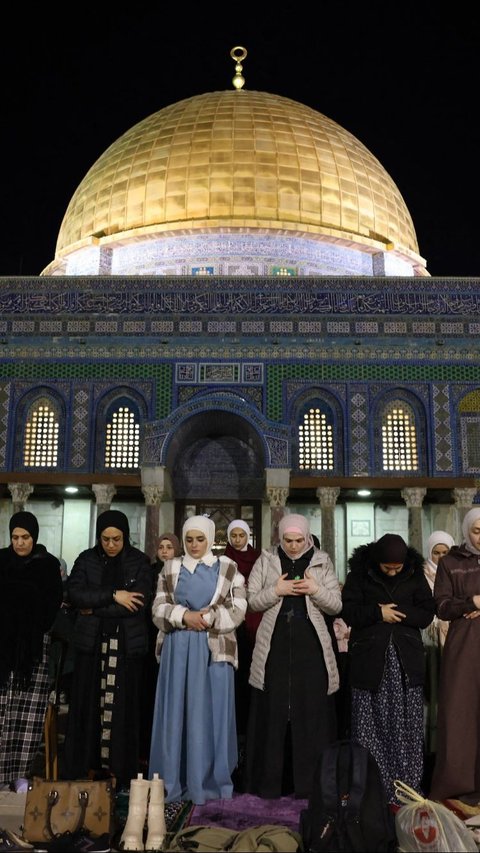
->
(393, 780), (478, 852)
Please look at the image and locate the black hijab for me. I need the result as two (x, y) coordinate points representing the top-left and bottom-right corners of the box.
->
(96, 510), (130, 545)
(9, 510), (39, 546)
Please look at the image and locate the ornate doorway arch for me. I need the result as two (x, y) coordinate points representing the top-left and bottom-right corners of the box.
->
(166, 409), (265, 549)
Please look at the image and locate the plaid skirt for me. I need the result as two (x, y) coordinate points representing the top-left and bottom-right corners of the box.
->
(0, 634), (51, 782)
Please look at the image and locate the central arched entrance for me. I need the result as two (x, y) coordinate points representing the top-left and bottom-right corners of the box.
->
(165, 409), (266, 550)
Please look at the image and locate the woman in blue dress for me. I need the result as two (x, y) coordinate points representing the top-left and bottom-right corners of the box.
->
(148, 515), (247, 804)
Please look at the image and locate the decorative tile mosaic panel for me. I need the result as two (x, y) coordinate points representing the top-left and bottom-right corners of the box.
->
(12, 321), (35, 332)
(432, 384), (453, 472)
(207, 322), (236, 333)
(270, 321), (294, 333)
(327, 322), (350, 333)
(71, 386), (90, 469)
(241, 321), (265, 333)
(298, 321), (322, 333)
(350, 389), (369, 476)
(412, 322), (436, 334)
(440, 322), (465, 335)
(151, 321), (174, 333)
(198, 364), (240, 383)
(0, 383), (10, 470)
(383, 322), (407, 334)
(176, 364), (197, 382)
(67, 321), (91, 332)
(94, 321), (118, 333)
(242, 364), (263, 383)
(122, 321), (146, 333)
(179, 321), (202, 332)
(266, 436), (290, 466)
(39, 321), (63, 333)
(355, 321), (378, 334)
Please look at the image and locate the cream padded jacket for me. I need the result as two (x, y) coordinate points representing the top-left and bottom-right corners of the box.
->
(247, 546), (342, 694)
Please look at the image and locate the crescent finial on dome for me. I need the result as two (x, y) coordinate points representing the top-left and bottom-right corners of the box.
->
(231, 46), (247, 89)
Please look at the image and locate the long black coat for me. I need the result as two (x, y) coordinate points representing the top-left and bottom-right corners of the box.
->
(341, 543), (435, 690)
(64, 542), (152, 784)
(0, 543), (63, 685)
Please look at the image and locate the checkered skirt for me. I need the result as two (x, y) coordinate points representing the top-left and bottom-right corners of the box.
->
(0, 634), (51, 782)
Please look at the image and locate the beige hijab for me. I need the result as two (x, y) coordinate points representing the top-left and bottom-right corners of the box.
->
(424, 530), (455, 590)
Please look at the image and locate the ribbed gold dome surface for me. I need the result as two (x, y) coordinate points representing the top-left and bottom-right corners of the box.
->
(55, 90), (419, 258)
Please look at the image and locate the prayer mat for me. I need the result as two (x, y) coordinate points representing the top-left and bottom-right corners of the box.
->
(188, 792), (308, 833)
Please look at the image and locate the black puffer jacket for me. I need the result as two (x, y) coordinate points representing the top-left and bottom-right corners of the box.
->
(341, 542), (435, 690)
(67, 543), (152, 657)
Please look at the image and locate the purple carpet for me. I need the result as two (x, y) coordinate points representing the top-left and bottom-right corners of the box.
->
(189, 793), (308, 832)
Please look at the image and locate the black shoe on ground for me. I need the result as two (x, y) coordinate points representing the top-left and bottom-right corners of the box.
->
(33, 831), (110, 853)
(0, 828), (34, 851)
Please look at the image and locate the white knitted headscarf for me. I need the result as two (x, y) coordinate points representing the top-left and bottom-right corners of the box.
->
(462, 507), (480, 555)
(227, 519), (251, 551)
(182, 515), (216, 571)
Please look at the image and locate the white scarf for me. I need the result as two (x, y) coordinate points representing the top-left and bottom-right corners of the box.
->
(182, 515), (217, 573)
(227, 519), (251, 552)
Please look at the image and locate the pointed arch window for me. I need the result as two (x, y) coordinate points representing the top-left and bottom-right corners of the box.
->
(298, 406), (334, 471)
(459, 389), (480, 473)
(23, 398), (59, 468)
(381, 400), (418, 472)
(104, 405), (140, 469)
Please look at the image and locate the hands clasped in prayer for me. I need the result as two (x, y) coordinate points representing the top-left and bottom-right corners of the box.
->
(114, 589), (144, 611)
(183, 608), (210, 630)
(380, 602), (407, 623)
(275, 568), (319, 597)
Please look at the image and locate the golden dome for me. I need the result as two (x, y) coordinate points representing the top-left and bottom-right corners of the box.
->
(52, 89), (424, 273)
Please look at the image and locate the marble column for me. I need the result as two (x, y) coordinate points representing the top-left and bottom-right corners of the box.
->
(265, 486), (289, 546)
(401, 487), (426, 552)
(316, 486), (340, 565)
(92, 483), (117, 518)
(141, 484), (164, 562)
(141, 465), (172, 555)
(452, 486), (478, 544)
(8, 482), (34, 514)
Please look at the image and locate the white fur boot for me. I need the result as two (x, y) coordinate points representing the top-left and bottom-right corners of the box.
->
(145, 773), (166, 851)
(119, 773), (150, 851)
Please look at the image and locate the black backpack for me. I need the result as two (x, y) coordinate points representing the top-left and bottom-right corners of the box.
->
(299, 739), (397, 853)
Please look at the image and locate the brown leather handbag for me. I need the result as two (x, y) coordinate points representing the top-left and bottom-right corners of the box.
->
(23, 776), (116, 843)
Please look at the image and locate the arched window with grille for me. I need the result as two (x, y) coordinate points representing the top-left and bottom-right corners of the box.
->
(104, 403), (140, 470)
(290, 388), (344, 475)
(298, 405), (335, 471)
(459, 389), (480, 474)
(380, 399), (419, 472)
(23, 396), (60, 468)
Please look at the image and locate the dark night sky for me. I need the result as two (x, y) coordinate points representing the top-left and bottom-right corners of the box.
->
(1, 3), (478, 278)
